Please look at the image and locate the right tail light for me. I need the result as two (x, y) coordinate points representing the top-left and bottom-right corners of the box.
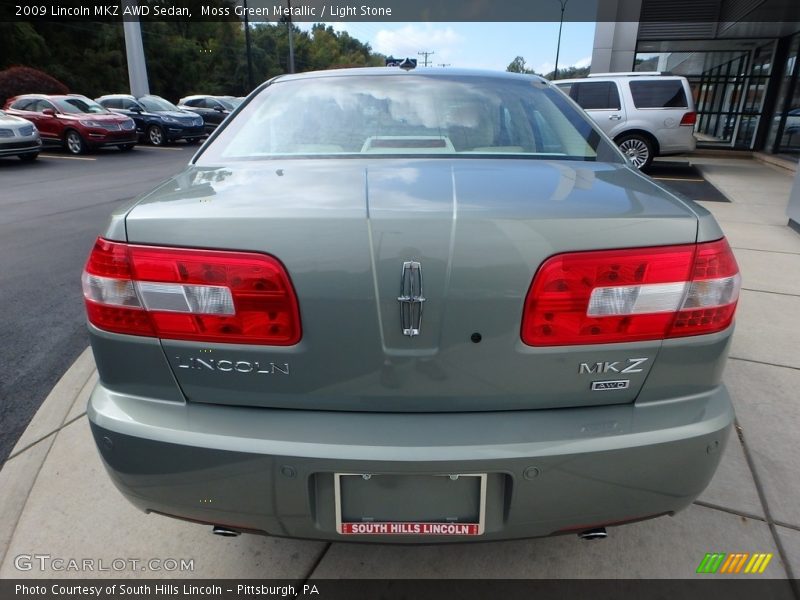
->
(521, 238), (740, 346)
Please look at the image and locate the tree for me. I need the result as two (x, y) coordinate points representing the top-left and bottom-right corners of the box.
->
(506, 56), (535, 74)
(0, 13), (389, 102)
(506, 56), (590, 80)
(0, 66), (69, 106)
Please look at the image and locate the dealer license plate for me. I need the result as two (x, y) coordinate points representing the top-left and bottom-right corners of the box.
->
(334, 473), (487, 536)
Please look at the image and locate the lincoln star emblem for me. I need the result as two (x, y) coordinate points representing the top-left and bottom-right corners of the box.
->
(397, 261), (425, 337)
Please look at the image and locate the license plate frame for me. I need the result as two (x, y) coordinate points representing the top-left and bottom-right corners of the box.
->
(334, 473), (487, 536)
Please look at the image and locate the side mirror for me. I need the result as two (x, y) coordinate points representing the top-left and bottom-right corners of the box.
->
(213, 106), (226, 112)
(42, 108), (55, 116)
(129, 106), (143, 113)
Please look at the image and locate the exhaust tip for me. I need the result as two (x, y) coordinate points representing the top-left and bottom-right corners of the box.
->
(212, 526), (241, 538)
(578, 527), (608, 540)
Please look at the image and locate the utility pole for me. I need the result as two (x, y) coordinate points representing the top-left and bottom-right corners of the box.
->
(553, 0), (569, 80)
(286, 0), (295, 73)
(418, 50), (434, 67)
(242, 0), (254, 91)
(121, 0), (149, 96)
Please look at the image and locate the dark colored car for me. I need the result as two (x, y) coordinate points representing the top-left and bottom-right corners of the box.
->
(95, 94), (204, 146)
(177, 95), (237, 133)
(3, 94), (137, 155)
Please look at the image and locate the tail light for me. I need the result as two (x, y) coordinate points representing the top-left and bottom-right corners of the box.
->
(680, 111), (697, 126)
(521, 238), (740, 346)
(82, 238), (301, 345)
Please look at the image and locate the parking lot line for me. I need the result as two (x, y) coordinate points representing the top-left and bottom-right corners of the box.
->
(651, 176), (706, 182)
(135, 146), (187, 151)
(39, 154), (96, 161)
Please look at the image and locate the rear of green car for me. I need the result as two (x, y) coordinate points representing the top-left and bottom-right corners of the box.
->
(84, 69), (738, 542)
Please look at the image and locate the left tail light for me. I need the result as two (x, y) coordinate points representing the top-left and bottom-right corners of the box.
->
(82, 238), (301, 345)
(680, 111), (697, 126)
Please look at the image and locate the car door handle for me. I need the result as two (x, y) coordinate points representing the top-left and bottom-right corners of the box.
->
(609, 114), (622, 121)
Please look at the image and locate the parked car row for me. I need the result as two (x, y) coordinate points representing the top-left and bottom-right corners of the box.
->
(0, 93), (242, 159)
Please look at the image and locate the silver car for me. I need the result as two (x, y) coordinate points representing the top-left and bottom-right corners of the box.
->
(555, 73), (697, 169)
(0, 110), (41, 161)
(83, 68), (739, 543)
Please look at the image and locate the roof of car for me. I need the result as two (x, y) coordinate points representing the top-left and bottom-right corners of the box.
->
(555, 74), (687, 84)
(271, 67), (548, 85)
(11, 94), (80, 101)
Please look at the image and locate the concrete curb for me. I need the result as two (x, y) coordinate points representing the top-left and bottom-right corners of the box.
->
(0, 347), (96, 566)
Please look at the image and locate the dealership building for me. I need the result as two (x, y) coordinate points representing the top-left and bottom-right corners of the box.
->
(592, 0), (800, 160)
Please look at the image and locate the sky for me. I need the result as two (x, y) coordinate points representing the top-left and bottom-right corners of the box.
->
(296, 21), (597, 74)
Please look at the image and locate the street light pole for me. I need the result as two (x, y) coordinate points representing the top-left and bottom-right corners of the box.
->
(286, 0), (295, 73)
(242, 0), (254, 91)
(553, 0), (568, 80)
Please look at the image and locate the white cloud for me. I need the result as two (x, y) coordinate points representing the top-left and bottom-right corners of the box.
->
(535, 55), (592, 75)
(373, 24), (463, 65)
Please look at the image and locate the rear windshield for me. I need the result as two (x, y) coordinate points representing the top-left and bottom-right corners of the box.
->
(197, 74), (622, 163)
(629, 80), (688, 108)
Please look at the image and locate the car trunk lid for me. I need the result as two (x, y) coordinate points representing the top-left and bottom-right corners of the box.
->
(123, 158), (699, 411)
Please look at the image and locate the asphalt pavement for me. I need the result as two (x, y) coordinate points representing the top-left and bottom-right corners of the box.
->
(0, 143), (195, 464)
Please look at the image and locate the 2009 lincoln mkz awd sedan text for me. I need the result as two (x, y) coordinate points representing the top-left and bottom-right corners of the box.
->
(82, 67), (740, 542)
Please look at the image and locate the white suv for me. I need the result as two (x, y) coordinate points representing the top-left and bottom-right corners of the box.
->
(555, 73), (697, 169)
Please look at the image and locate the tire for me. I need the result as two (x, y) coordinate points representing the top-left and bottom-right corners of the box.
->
(118, 143), (136, 151)
(18, 152), (39, 162)
(616, 133), (654, 170)
(147, 125), (165, 146)
(64, 130), (86, 155)
(185, 137), (202, 145)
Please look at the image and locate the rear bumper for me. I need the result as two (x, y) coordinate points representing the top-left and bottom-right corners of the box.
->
(88, 383), (733, 543)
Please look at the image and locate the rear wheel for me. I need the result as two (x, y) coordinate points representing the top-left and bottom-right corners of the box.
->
(64, 130), (86, 155)
(147, 125), (165, 146)
(616, 133), (654, 170)
(18, 152), (39, 162)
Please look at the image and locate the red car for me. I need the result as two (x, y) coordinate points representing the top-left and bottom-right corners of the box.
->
(3, 94), (138, 154)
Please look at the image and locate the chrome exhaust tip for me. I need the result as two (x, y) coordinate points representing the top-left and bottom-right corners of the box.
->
(212, 526), (241, 537)
(578, 527), (608, 540)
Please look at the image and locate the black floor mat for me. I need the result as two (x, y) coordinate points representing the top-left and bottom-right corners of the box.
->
(644, 161), (730, 203)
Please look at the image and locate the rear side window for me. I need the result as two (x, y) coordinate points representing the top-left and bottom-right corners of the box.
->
(102, 99), (121, 109)
(629, 80), (688, 108)
(570, 82), (621, 110)
(11, 98), (35, 110)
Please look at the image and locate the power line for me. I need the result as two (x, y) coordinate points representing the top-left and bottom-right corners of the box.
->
(418, 50), (434, 67)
